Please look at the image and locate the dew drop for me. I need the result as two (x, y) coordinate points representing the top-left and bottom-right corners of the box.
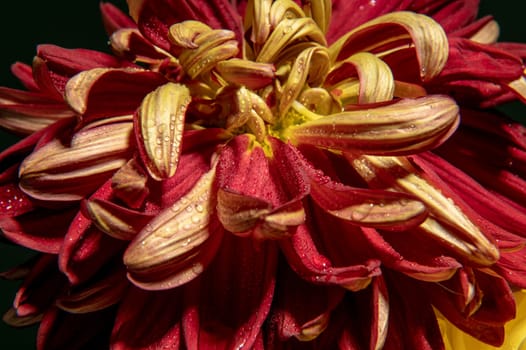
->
(282, 25), (293, 35)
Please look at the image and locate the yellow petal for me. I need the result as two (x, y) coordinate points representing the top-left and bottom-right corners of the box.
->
(302, 0), (331, 34)
(215, 58), (275, 90)
(257, 17), (326, 63)
(352, 155), (499, 265)
(19, 118), (133, 201)
(168, 20), (212, 49)
(136, 82), (190, 180)
(285, 95), (459, 155)
(279, 45), (330, 115)
(250, 0), (272, 45)
(329, 52), (395, 104)
(124, 165), (217, 290)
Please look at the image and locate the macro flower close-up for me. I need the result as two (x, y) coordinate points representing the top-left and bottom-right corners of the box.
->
(1, 0), (526, 349)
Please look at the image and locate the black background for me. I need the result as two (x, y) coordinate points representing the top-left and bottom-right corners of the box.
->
(0, 1), (525, 348)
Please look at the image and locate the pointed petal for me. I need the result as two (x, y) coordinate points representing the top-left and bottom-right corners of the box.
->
(182, 235), (277, 350)
(10, 62), (39, 92)
(12, 255), (65, 320)
(59, 180), (127, 285)
(352, 155), (500, 266)
(0, 208), (77, 253)
(427, 270), (515, 346)
(111, 287), (183, 349)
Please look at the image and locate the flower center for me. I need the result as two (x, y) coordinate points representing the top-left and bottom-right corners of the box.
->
(160, 5), (335, 147)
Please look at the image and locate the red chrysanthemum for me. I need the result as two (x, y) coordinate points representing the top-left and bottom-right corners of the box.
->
(1, 1), (526, 349)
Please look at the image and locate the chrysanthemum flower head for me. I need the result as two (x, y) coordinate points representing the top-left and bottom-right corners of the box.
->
(1, 0), (526, 349)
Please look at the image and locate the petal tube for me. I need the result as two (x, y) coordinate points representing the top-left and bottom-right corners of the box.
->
(286, 95), (459, 155)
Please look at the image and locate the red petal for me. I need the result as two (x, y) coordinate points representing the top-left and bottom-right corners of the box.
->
(13, 255), (66, 318)
(494, 247), (526, 289)
(426, 270), (515, 346)
(59, 180), (126, 285)
(280, 223), (381, 290)
(0, 179), (35, 217)
(37, 306), (116, 350)
(100, 2), (137, 35)
(327, 0), (412, 43)
(65, 68), (167, 123)
(10, 62), (39, 92)
(419, 152), (526, 249)
(361, 226), (462, 282)
(436, 38), (523, 83)
(111, 287), (182, 349)
(383, 274), (445, 350)
(132, 0), (243, 52)
(269, 263), (345, 341)
(182, 234), (277, 350)
(0, 208), (77, 253)
(217, 135), (309, 206)
(33, 44), (130, 97)
(409, 0), (480, 33)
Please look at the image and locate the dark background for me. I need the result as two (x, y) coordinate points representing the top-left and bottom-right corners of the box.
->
(0, 1), (525, 348)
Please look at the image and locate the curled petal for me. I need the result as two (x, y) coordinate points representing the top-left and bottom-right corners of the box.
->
(110, 28), (167, 62)
(177, 29), (239, 78)
(257, 17), (327, 63)
(124, 165), (222, 290)
(135, 82), (190, 180)
(330, 11), (449, 81)
(327, 52), (395, 104)
(217, 189), (271, 234)
(279, 45), (330, 115)
(269, 0), (306, 28)
(286, 95), (459, 155)
(168, 20), (213, 49)
(65, 67), (167, 122)
(128, 0), (244, 52)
